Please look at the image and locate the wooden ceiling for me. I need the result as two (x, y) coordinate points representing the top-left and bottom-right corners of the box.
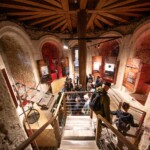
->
(0, 0), (150, 33)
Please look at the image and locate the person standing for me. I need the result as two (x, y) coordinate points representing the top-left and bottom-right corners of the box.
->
(94, 82), (112, 141)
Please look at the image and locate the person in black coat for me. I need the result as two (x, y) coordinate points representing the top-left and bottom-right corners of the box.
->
(111, 102), (139, 134)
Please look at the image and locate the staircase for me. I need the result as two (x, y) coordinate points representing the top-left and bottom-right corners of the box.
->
(59, 116), (99, 150)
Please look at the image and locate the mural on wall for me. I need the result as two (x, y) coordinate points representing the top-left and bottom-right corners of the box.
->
(123, 58), (141, 92)
(1, 35), (35, 86)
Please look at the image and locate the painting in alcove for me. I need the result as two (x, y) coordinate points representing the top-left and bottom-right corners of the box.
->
(37, 60), (51, 83)
(123, 58), (140, 92)
(42, 42), (63, 80)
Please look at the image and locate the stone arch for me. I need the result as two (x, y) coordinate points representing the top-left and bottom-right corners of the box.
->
(38, 35), (63, 59)
(91, 31), (123, 83)
(0, 21), (39, 85)
(131, 20), (150, 64)
(38, 35), (68, 79)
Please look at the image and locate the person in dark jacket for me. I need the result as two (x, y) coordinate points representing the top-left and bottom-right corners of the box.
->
(111, 102), (139, 134)
(66, 78), (73, 91)
(95, 76), (103, 88)
(94, 82), (112, 141)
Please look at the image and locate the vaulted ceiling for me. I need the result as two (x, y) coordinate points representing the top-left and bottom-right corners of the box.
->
(0, 0), (150, 34)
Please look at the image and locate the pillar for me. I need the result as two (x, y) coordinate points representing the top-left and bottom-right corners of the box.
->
(77, 10), (87, 90)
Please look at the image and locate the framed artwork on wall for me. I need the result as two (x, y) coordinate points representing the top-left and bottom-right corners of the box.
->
(126, 72), (137, 84)
(93, 62), (100, 71)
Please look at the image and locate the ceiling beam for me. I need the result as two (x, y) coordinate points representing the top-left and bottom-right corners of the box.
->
(43, 0), (62, 8)
(43, 16), (66, 28)
(87, 0), (106, 30)
(87, 9), (142, 17)
(61, 0), (72, 31)
(7, 11), (76, 16)
(104, 10), (142, 17)
(13, 0), (62, 11)
(89, 38), (120, 48)
(61, 23), (68, 32)
(80, 0), (88, 9)
(102, 0), (119, 8)
(96, 15), (114, 26)
(52, 20), (66, 30)
(105, 0), (138, 9)
(30, 15), (63, 26)
(18, 14), (51, 21)
(61, 36), (122, 40)
(94, 19), (103, 28)
(99, 12), (128, 23)
(0, 3), (50, 12)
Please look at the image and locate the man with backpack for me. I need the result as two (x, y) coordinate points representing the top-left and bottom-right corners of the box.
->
(90, 82), (112, 141)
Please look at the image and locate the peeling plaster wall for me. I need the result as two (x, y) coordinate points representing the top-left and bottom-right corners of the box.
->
(0, 70), (32, 150)
(1, 35), (35, 86)
(0, 21), (39, 86)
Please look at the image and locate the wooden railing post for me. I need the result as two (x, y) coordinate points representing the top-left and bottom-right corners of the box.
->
(95, 119), (101, 142)
(90, 109), (93, 119)
(53, 117), (61, 147)
(118, 101), (122, 109)
(63, 94), (67, 119)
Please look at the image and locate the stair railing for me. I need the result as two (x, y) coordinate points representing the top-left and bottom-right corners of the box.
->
(96, 114), (138, 150)
(108, 88), (146, 146)
(16, 90), (145, 150)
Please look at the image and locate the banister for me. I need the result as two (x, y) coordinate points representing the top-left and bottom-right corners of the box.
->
(16, 92), (66, 150)
(110, 88), (145, 115)
(16, 116), (55, 150)
(97, 114), (138, 150)
(54, 92), (65, 118)
(16, 90), (145, 150)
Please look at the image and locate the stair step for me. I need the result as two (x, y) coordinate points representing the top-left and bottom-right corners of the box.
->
(59, 148), (98, 150)
(65, 116), (93, 128)
(63, 129), (95, 140)
(65, 126), (92, 130)
(67, 116), (91, 119)
(60, 140), (99, 150)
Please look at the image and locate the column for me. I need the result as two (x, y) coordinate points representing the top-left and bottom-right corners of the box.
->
(77, 10), (87, 90)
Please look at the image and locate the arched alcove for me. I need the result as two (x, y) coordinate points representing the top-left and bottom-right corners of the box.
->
(41, 42), (62, 81)
(0, 22), (38, 86)
(135, 32), (150, 64)
(98, 40), (119, 83)
(122, 22), (150, 105)
(0, 35), (35, 86)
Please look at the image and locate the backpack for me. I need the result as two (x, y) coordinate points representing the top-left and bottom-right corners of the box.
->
(89, 92), (103, 111)
(115, 117), (130, 133)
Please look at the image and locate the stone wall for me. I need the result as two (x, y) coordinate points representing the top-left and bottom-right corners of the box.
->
(0, 70), (32, 150)
(1, 35), (35, 86)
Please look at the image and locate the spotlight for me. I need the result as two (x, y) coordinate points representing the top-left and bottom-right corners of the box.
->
(63, 44), (69, 49)
(74, 0), (78, 3)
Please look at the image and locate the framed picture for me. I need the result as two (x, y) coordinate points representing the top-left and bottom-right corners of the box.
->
(93, 62), (100, 71)
(41, 66), (49, 76)
(127, 72), (137, 84)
